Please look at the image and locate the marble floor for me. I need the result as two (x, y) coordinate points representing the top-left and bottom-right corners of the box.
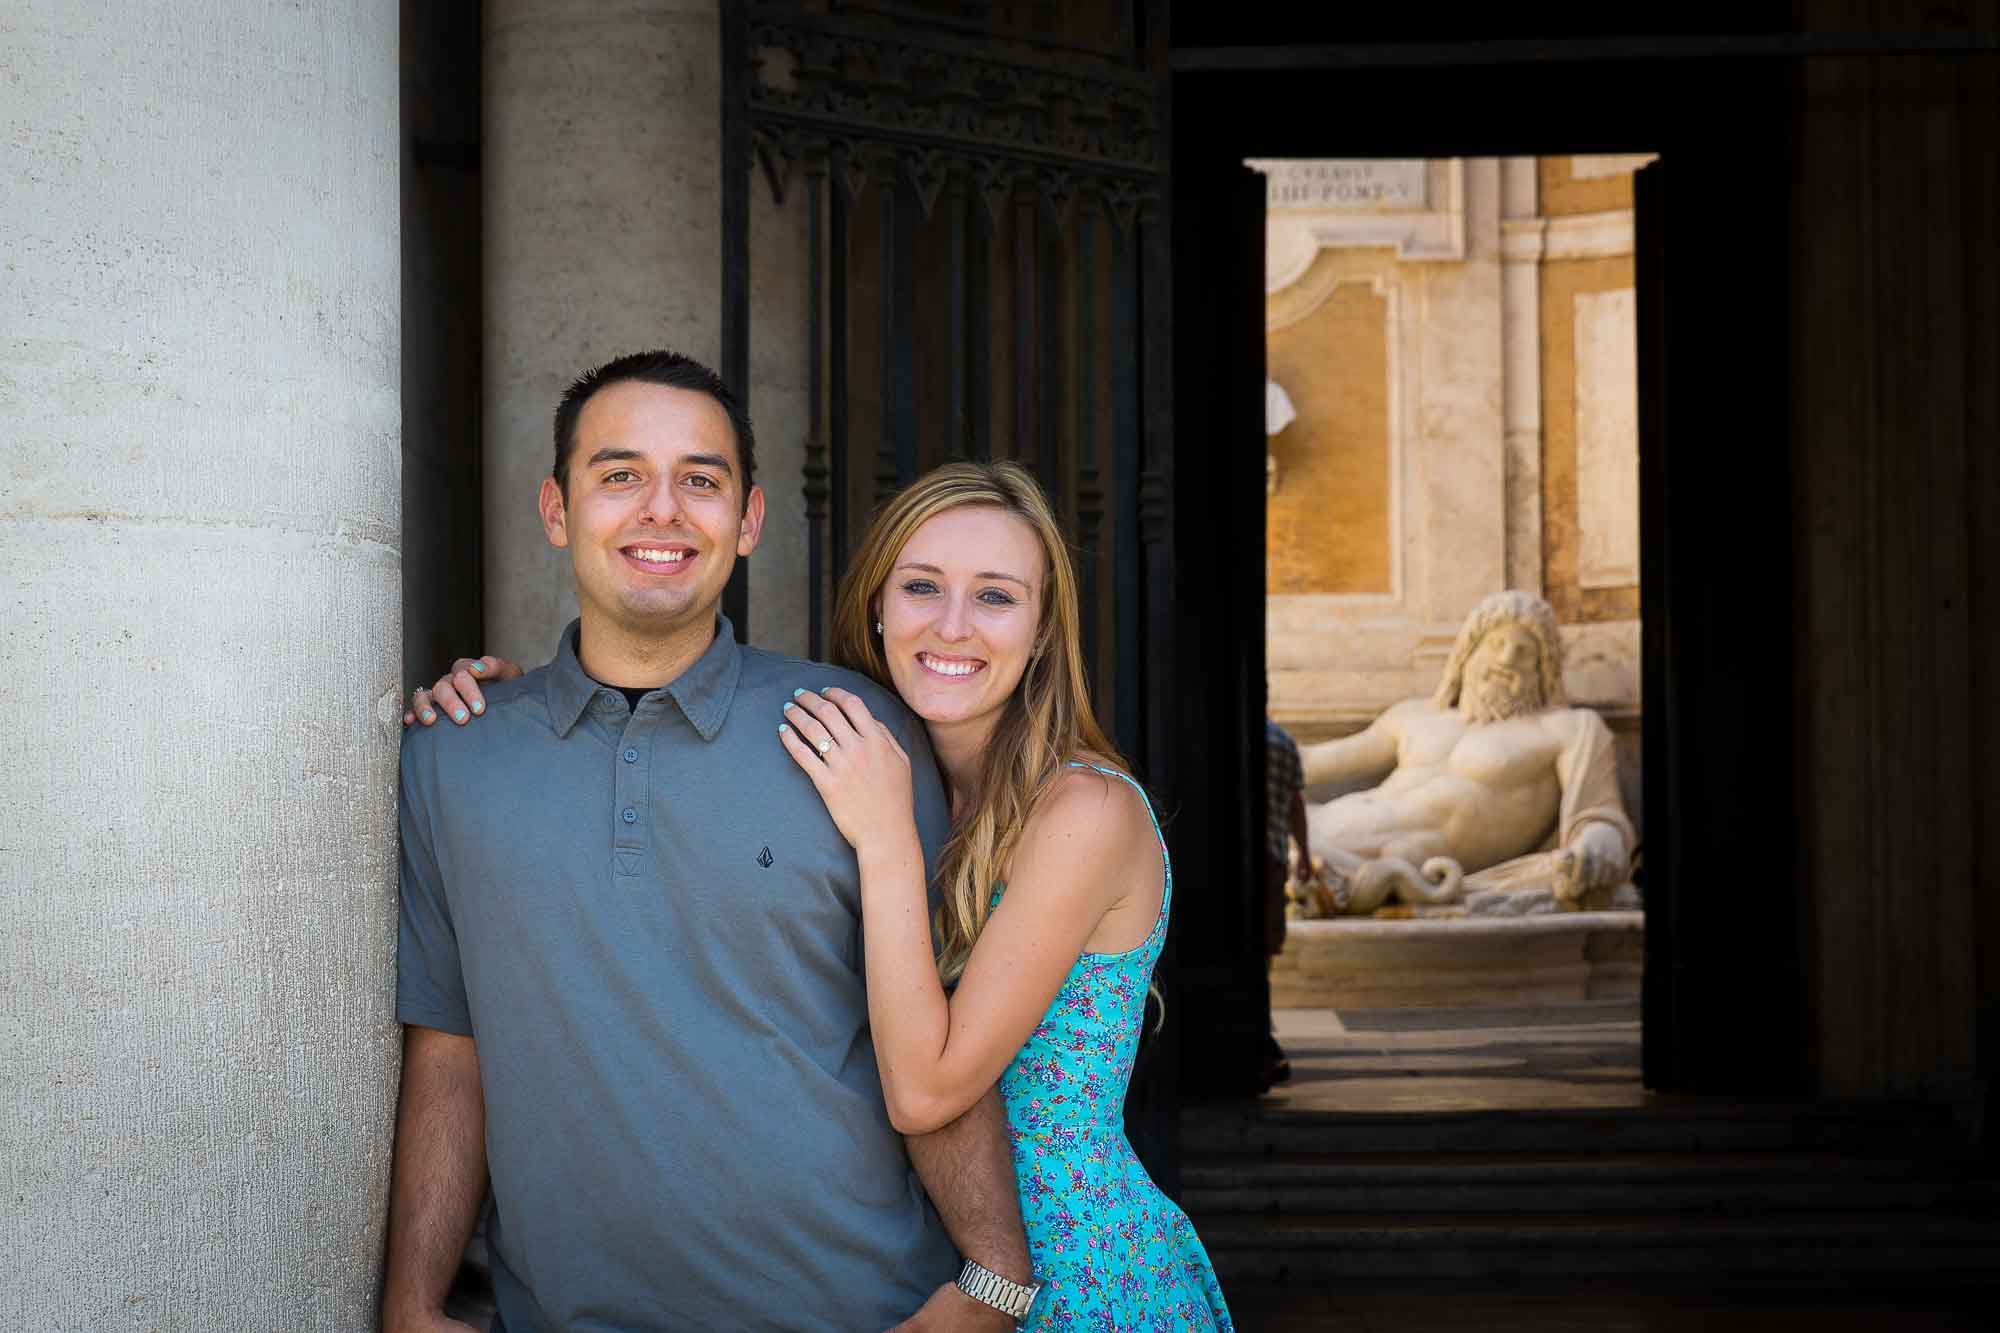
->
(1264, 1000), (1650, 1113)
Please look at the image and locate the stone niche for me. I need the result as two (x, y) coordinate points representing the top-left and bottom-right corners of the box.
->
(1258, 154), (1656, 1006)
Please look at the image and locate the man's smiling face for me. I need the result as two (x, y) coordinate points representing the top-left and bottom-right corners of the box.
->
(538, 379), (764, 640)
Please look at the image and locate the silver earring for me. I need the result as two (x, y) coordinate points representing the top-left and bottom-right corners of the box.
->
(874, 620), (883, 635)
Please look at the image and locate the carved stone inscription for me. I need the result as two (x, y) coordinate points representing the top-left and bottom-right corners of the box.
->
(1251, 159), (1427, 211)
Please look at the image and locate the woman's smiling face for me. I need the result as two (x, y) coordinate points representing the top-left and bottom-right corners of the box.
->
(877, 504), (1045, 734)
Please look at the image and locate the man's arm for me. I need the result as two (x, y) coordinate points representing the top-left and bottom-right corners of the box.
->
(894, 1085), (1031, 1332)
(380, 1026), (487, 1333)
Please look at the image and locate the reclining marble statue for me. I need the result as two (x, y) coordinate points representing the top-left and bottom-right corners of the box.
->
(1296, 590), (1638, 917)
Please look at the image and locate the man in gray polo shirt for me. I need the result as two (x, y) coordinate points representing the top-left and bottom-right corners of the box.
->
(382, 351), (1030, 1333)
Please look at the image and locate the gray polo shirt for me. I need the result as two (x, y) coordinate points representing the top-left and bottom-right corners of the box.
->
(396, 616), (957, 1332)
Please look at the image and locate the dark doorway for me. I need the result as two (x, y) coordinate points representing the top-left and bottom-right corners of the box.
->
(400, 1), (485, 690)
(1249, 148), (1655, 1113)
(1169, 13), (1803, 1099)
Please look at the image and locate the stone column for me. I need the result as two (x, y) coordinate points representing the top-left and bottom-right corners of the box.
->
(1, 3), (402, 1330)
(484, 0), (813, 662)
(484, 0), (724, 663)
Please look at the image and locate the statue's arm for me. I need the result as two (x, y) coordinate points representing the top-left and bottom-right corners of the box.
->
(1299, 706), (1406, 788)
(1552, 710), (1637, 896)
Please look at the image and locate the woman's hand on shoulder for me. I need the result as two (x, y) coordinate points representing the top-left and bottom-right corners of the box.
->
(403, 655), (522, 728)
(778, 686), (918, 854)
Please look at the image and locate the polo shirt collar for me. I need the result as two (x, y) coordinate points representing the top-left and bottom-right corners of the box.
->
(546, 615), (743, 742)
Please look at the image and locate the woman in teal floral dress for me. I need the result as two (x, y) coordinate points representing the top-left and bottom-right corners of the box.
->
(780, 462), (1233, 1330)
(992, 763), (1230, 1329)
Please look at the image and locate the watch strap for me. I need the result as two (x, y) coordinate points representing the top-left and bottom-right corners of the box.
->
(955, 1257), (1040, 1324)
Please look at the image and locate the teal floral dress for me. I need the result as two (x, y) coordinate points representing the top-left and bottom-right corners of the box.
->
(993, 764), (1234, 1331)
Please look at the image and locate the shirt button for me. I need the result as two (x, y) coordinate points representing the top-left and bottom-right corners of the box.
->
(621, 807), (638, 824)
(624, 748), (639, 763)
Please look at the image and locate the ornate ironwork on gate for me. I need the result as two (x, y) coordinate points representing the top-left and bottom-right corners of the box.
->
(744, 8), (1162, 230)
(723, 1), (1173, 783)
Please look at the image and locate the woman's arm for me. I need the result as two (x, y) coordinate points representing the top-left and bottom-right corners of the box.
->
(877, 770), (1148, 1132)
(779, 688), (1149, 1133)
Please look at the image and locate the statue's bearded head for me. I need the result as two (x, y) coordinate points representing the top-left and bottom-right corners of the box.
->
(1433, 591), (1566, 725)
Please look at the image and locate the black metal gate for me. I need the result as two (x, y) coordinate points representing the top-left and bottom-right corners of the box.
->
(727, 1), (1165, 717)
(722, 0), (1221, 1165)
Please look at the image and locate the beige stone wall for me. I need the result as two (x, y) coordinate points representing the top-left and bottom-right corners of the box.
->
(1539, 247), (1642, 625)
(1266, 257), (1392, 594)
(1262, 159), (1508, 727)
(1539, 153), (1638, 216)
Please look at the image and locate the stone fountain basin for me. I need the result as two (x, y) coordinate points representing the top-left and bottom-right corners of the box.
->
(1270, 910), (1643, 1010)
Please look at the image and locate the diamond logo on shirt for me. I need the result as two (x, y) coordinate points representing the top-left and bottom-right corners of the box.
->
(756, 845), (775, 869)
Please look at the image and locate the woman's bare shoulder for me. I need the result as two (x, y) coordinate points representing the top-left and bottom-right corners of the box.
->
(1022, 761), (1153, 860)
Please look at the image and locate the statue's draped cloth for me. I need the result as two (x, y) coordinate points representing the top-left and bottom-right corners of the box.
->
(1462, 710), (1637, 911)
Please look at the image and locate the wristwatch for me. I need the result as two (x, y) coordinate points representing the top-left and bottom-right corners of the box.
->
(955, 1258), (1041, 1326)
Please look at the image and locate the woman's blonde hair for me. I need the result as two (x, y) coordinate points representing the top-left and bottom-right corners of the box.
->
(830, 461), (1127, 985)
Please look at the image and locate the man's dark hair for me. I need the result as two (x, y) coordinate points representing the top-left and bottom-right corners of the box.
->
(552, 350), (756, 504)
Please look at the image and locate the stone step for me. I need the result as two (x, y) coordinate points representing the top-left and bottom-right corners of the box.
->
(1182, 1150), (2000, 1215)
(1182, 1101), (1973, 1157)
(1198, 1210), (2000, 1282)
